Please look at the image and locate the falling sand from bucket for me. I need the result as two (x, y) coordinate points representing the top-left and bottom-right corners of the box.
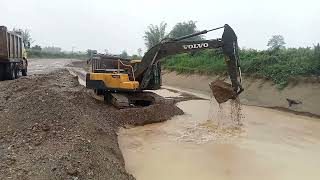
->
(209, 80), (244, 127)
(200, 97), (244, 141)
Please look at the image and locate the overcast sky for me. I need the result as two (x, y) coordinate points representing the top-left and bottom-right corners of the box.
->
(1, 0), (319, 54)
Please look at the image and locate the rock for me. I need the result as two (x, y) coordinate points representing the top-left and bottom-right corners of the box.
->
(286, 98), (302, 107)
(41, 124), (50, 131)
(66, 164), (78, 176)
(5, 157), (16, 165)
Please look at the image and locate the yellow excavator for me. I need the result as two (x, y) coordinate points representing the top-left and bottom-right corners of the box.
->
(86, 24), (244, 108)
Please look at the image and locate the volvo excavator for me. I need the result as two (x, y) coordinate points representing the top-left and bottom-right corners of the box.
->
(86, 24), (244, 108)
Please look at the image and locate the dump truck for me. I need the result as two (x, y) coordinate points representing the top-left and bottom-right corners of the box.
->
(0, 26), (28, 81)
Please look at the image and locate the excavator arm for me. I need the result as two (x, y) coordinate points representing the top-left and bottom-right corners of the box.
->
(135, 24), (243, 96)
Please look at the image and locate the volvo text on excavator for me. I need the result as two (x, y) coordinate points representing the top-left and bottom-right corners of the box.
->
(86, 24), (244, 108)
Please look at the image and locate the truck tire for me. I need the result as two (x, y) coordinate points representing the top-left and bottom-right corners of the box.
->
(22, 68), (27, 76)
(6, 63), (15, 80)
(94, 89), (104, 96)
(0, 64), (5, 80)
(14, 64), (18, 79)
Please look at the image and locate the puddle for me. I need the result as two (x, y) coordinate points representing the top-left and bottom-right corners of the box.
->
(118, 93), (320, 180)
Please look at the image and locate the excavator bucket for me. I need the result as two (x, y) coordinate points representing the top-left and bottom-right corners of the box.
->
(209, 80), (237, 103)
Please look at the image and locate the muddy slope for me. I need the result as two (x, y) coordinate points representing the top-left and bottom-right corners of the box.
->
(0, 70), (183, 180)
(162, 71), (320, 116)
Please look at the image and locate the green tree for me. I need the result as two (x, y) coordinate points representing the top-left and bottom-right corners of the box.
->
(120, 50), (128, 58)
(314, 43), (320, 57)
(131, 54), (139, 59)
(86, 49), (97, 57)
(42, 46), (62, 53)
(13, 28), (32, 48)
(31, 45), (42, 51)
(137, 48), (142, 57)
(267, 35), (286, 50)
(143, 22), (167, 50)
(169, 21), (203, 41)
(314, 43), (320, 74)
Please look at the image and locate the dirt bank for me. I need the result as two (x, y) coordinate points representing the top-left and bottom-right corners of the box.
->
(0, 70), (183, 180)
(162, 71), (320, 116)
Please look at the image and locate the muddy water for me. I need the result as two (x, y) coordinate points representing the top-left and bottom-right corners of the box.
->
(118, 90), (320, 180)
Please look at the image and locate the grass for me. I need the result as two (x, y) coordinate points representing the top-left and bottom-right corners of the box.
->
(162, 46), (320, 88)
(163, 50), (227, 74)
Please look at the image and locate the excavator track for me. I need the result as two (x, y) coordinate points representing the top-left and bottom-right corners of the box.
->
(105, 93), (130, 108)
(105, 92), (161, 109)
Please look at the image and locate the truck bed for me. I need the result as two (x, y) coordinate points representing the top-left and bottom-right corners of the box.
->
(0, 26), (24, 62)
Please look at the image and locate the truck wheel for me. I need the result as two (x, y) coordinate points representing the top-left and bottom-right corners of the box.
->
(22, 68), (27, 76)
(6, 63), (15, 80)
(0, 64), (5, 80)
(14, 64), (18, 79)
(94, 89), (104, 95)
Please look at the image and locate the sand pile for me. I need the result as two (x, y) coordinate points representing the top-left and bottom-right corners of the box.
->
(0, 70), (183, 180)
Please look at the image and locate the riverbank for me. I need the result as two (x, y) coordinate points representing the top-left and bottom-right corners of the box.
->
(162, 70), (320, 116)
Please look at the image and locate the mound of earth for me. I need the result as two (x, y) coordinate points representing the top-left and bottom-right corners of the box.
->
(0, 70), (183, 180)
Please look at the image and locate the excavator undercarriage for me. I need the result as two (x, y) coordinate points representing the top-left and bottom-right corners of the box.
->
(86, 24), (244, 108)
(105, 92), (161, 108)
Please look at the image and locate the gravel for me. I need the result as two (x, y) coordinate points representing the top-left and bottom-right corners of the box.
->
(0, 70), (183, 180)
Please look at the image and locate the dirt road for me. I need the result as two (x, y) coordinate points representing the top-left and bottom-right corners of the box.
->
(0, 59), (182, 179)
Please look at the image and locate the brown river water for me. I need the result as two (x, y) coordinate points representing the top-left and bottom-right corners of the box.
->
(118, 90), (320, 180)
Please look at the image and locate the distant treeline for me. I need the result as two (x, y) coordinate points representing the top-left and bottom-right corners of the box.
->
(163, 45), (320, 88)
(27, 48), (141, 60)
(27, 48), (89, 59)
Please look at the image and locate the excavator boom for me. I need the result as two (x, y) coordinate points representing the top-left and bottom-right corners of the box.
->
(135, 24), (243, 99)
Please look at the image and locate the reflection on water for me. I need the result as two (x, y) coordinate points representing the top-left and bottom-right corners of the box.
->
(118, 91), (320, 180)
